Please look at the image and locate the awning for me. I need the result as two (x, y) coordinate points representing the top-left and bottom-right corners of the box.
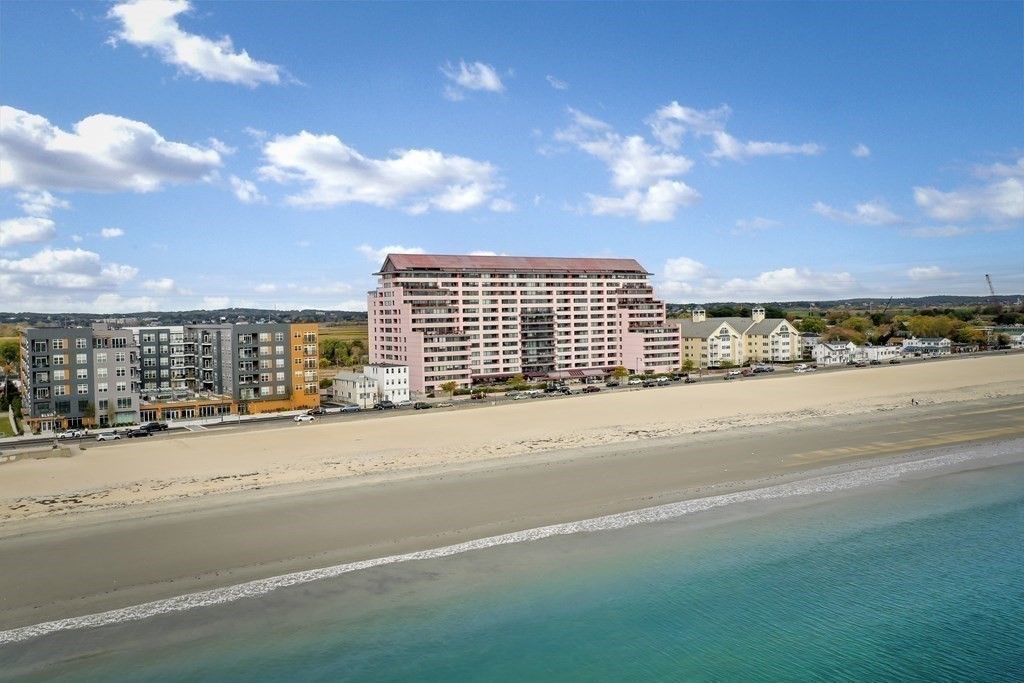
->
(546, 369), (607, 379)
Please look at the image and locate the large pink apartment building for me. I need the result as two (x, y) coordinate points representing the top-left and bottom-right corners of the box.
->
(368, 254), (681, 394)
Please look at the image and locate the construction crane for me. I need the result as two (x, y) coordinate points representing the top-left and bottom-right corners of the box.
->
(880, 296), (893, 316)
(985, 274), (1002, 314)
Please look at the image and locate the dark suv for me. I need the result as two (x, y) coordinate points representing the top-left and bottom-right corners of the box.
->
(374, 400), (396, 410)
(143, 422), (168, 432)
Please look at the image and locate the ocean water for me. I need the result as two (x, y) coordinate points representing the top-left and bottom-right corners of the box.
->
(3, 443), (1023, 682)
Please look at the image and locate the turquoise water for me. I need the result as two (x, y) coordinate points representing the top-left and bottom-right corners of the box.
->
(3, 447), (1023, 681)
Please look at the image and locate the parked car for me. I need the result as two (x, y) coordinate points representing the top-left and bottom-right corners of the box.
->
(627, 378), (642, 385)
(889, 358), (901, 364)
(95, 432), (121, 441)
(340, 405), (361, 412)
(583, 385), (601, 393)
(471, 392), (486, 400)
(869, 359), (882, 365)
(642, 380), (656, 387)
(656, 376), (670, 383)
(726, 370), (741, 377)
(684, 377), (697, 384)
(58, 429), (86, 439)
(374, 400), (396, 410)
(414, 402), (433, 410)
(558, 388), (573, 395)
(293, 414), (316, 423)
(396, 400), (413, 407)
(855, 361), (867, 368)
(126, 428), (152, 438)
(143, 422), (168, 432)
(306, 407), (327, 415)
(723, 374), (736, 380)
(436, 402), (454, 408)
(605, 380), (619, 387)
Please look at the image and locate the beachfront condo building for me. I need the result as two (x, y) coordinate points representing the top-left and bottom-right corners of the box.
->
(678, 307), (801, 369)
(19, 322), (319, 432)
(368, 254), (681, 394)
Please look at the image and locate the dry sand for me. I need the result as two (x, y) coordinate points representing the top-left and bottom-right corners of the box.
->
(0, 354), (1022, 629)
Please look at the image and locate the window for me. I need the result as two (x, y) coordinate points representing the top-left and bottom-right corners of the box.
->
(259, 333), (271, 342)
(53, 354), (66, 366)
(276, 372), (285, 381)
(97, 382), (108, 393)
(116, 382), (127, 392)
(260, 386), (272, 396)
(116, 397), (132, 410)
(53, 369), (66, 381)
(96, 352), (107, 363)
(116, 367), (126, 377)
(75, 338), (87, 349)
(76, 353), (87, 364)
(115, 352), (126, 362)
(98, 399), (108, 411)
(274, 332), (284, 342)
(276, 385), (286, 395)
(275, 345), (284, 355)
(52, 338), (66, 350)
(77, 383), (89, 395)
(144, 346), (156, 354)
(275, 358), (285, 368)
(54, 385), (68, 396)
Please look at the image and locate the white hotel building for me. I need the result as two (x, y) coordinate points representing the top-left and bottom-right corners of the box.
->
(368, 254), (681, 394)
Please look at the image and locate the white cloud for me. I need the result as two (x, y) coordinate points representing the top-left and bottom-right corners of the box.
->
(664, 256), (710, 281)
(908, 266), (957, 281)
(718, 267), (857, 299)
(972, 156), (1024, 179)
(229, 175), (266, 203)
(708, 131), (823, 162)
(646, 102), (731, 149)
(0, 106), (222, 192)
(556, 108), (699, 222)
(467, 250), (498, 256)
(0, 217), (57, 248)
(546, 75), (569, 90)
(813, 200), (905, 226)
(489, 198), (515, 212)
(852, 143), (871, 158)
(440, 60), (505, 100)
(141, 277), (190, 295)
(905, 225), (1013, 238)
(0, 247), (138, 294)
(207, 138), (235, 155)
(356, 244), (425, 264)
(202, 296), (230, 309)
(587, 180), (700, 222)
(253, 283), (277, 294)
(71, 234), (83, 243)
(17, 190), (70, 216)
(913, 177), (1024, 223)
(258, 131), (502, 212)
(100, 227), (124, 239)
(733, 216), (782, 235)
(647, 102), (821, 161)
(107, 0), (290, 87)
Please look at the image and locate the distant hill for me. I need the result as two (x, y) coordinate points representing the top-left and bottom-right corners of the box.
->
(0, 308), (368, 328)
(666, 295), (1021, 316)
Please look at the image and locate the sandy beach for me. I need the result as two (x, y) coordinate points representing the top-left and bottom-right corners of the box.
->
(1, 354), (1023, 630)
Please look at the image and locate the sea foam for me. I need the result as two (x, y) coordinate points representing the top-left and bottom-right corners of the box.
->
(2, 438), (1020, 646)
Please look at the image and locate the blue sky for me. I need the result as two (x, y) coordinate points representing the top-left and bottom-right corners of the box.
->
(1, 1), (1021, 313)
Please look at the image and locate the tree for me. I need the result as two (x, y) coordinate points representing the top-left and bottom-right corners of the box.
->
(509, 374), (528, 391)
(799, 317), (827, 334)
(83, 401), (96, 427)
(907, 315), (955, 339)
(681, 359), (696, 375)
(0, 340), (18, 367)
(823, 326), (866, 345)
(719, 360), (735, 369)
(612, 366), (629, 381)
(843, 316), (871, 334)
(439, 381), (458, 398)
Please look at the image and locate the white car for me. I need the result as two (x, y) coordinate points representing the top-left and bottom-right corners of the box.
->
(628, 378), (642, 385)
(396, 400), (412, 407)
(726, 370), (741, 377)
(58, 429), (86, 439)
(293, 414), (316, 423)
(95, 432), (121, 441)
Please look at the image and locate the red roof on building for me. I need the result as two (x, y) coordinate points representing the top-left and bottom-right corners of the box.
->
(379, 254), (649, 274)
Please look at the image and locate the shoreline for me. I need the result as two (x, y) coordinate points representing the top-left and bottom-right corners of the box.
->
(0, 355), (1022, 631)
(3, 434), (1023, 646)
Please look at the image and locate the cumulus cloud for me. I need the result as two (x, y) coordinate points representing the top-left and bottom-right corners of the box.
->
(202, 296), (230, 309)
(356, 244), (425, 264)
(253, 283), (277, 294)
(0, 247), (138, 296)
(556, 108), (699, 222)
(913, 177), (1024, 223)
(908, 266), (958, 281)
(229, 175), (266, 203)
(0, 217), (57, 248)
(17, 190), (70, 216)
(546, 75), (569, 90)
(972, 156), (1024, 180)
(657, 257), (713, 298)
(100, 227), (124, 239)
(587, 180), (700, 222)
(141, 277), (191, 295)
(718, 267), (857, 299)
(813, 200), (905, 226)
(441, 60), (505, 100)
(852, 143), (871, 158)
(107, 0), (290, 87)
(647, 101), (822, 161)
(258, 131), (502, 213)
(0, 106), (222, 193)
